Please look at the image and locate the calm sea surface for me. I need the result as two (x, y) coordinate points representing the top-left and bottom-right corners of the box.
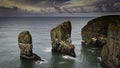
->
(0, 17), (102, 68)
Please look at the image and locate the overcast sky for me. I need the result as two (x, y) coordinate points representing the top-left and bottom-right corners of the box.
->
(0, 0), (120, 16)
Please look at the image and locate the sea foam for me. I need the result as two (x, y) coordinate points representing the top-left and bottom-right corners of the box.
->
(35, 59), (47, 65)
(62, 55), (81, 62)
(97, 57), (102, 61)
(62, 55), (76, 60)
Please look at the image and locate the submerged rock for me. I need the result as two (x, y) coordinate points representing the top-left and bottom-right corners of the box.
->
(50, 21), (76, 57)
(82, 15), (120, 68)
(18, 31), (41, 60)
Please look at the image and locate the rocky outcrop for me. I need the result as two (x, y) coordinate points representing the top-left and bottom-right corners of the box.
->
(18, 31), (41, 60)
(82, 15), (120, 68)
(50, 21), (76, 57)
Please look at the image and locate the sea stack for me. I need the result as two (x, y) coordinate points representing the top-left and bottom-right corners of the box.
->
(18, 31), (41, 60)
(81, 15), (120, 68)
(50, 21), (76, 57)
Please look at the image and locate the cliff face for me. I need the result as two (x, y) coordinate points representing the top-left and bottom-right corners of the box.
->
(18, 31), (41, 60)
(82, 15), (120, 68)
(50, 21), (76, 57)
(101, 21), (120, 68)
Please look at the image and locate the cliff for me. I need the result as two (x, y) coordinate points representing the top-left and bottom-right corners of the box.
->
(101, 18), (120, 68)
(81, 16), (109, 47)
(50, 21), (76, 57)
(81, 15), (120, 68)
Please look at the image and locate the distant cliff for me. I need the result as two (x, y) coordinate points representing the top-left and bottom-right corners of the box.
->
(81, 15), (120, 68)
(50, 21), (76, 57)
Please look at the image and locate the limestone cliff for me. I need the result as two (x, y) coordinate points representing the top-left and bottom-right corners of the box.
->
(18, 31), (41, 60)
(50, 21), (76, 57)
(82, 15), (120, 68)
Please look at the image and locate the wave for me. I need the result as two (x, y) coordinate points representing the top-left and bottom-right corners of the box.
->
(62, 55), (78, 60)
(35, 59), (48, 65)
(62, 55), (76, 60)
(97, 57), (102, 61)
(62, 55), (75, 60)
(62, 55), (81, 62)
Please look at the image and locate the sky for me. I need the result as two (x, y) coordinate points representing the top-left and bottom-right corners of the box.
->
(0, 0), (120, 16)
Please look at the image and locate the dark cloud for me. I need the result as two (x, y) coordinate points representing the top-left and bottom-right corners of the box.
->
(8, 0), (70, 7)
(0, 0), (119, 16)
(61, 0), (120, 12)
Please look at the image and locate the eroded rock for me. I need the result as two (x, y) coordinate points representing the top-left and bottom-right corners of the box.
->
(50, 21), (76, 57)
(18, 31), (41, 60)
(81, 16), (108, 47)
(82, 15), (120, 68)
(101, 18), (120, 68)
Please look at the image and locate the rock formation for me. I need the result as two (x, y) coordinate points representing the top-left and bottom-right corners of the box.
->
(81, 15), (120, 68)
(50, 21), (76, 57)
(101, 16), (120, 68)
(81, 16), (108, 47)
(18, 31), (41, 60)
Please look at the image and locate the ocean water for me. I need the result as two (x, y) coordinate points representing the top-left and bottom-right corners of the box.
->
(0, 17), (102, 68)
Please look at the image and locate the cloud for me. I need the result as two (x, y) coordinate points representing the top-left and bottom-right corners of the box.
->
(61, 0), (120, 12)
(0, 0), (120, 14)
(0, 0), (55, 12)
(61, 0), (119, 13)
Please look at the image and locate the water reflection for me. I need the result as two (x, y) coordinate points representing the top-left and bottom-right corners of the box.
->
(49, 52), (75, 68)
(80, 45), (102, 68)
(20, 59), (34, 68)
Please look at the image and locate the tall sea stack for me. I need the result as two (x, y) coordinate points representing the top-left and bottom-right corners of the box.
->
(81, 15), (120, 68)
(50, 21), (76, 57)
(18, 31), (41, 60)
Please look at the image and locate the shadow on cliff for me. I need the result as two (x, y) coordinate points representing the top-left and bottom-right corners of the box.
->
(20, 59), (34, 68)
(48, 52), (75, 68)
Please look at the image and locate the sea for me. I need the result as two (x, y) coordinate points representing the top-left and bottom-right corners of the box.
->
(0, 17), (102, 68)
